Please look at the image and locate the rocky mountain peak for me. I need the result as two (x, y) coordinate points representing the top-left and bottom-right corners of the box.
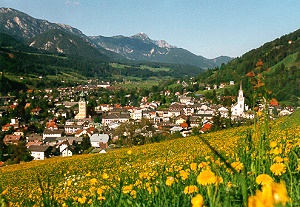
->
(131, 32), (150, 41)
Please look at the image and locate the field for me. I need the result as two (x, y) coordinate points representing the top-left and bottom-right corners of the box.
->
(1, 110), (300, 206)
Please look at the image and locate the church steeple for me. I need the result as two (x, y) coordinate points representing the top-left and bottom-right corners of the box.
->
(79, 91), (85, 101)
(75, 91), (87, 120)
(238, 82), (244, 110)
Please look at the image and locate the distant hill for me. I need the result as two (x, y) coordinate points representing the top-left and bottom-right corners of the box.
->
(90, 32), (232, 68)
(198, 28), (300, 105)
(29, 29), (111, 62)
(0, 7), (231, 68)
(0, 32), (206, 94)
(0, 7), (86, 41)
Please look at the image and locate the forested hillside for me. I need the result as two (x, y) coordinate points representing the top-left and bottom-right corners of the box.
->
(197, 28), (300, 106)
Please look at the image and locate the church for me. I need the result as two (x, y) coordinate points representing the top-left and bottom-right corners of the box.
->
(75, 91), (87, 120)
(231, 83), (248, 118)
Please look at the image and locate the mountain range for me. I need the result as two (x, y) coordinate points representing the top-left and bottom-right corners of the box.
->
(0, 7), (232, 68)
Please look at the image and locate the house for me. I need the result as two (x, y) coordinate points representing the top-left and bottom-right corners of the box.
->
(1, 124), (13, 131)
(46, 120), (59, 130)
(3, 134), (22, 145)
(90, 134), (109, 149)
(102, 113), (130, 126)
(175, 115), (188, 125)
(74, 128), (93, 137)
(168, 103), (184, 118)
(64, 124), (82, 135)
(142, 110), (156, 120)
(95, 104), (112, 112)
(200, 123), (212, 133)
(43, 137), (57, 146)
(218, 106), (229, 118)
(27, 145), (52, 160)
(97, 82), (110, 89)
(13, 129), (24, 137)
(189, 115), (202, 128)
(132, 109), (143, 120)
(10, 118), (19, 129)
(157, 121), (173, 131)
(180, 122), (189, 130)
(63, 101), (77, 108)
(26, 134), (43, 147)
(183, 104), (195, 116)
(279, 109), (292, 117)
(220, 83), (226, 88)
(43, 129), (64, 140)
(31, 106), (42, 115)
(170, 126), (183, 134)
(55, 108), (68, 118)
(59, 141), (74, 157)
(179, 96), (192, 104)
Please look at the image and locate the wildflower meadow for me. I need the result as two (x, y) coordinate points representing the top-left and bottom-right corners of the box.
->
(1, 109), (300, 206)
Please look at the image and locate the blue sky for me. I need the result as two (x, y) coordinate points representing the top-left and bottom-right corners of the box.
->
(1, 0), (300, 59)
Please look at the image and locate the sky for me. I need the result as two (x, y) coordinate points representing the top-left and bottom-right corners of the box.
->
(1, 0), (300, 59)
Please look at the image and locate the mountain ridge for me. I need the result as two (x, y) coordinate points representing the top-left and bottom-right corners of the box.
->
(0, 7), (232, 68)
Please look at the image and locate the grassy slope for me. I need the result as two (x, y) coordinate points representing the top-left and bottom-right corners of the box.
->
(1, 110), (300, 205)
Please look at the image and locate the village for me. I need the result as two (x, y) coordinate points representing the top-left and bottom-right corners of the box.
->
(0, 80), (294, 163)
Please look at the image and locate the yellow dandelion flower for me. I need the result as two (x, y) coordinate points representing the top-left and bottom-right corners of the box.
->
(98, 196), (106, 200)
(198, 162), (208, 169)
(102, 173), (109, 180)
(215, 176), (223, 184)
(197, 169), (217, 186)
(231, 161), (244, 173)
(85, 172), (91, 177)
(270, 141), (277, 148)
(88, 199), (92, 205)
(130, 190), (137, 198)
(67, 179), (72, 186)
(256, 174), (273, 185)
(205, 156), (211, 161)
(97, 188), (103, 195)
(122, 185), (133, 194)
(296, 163), (300, 171)
(271, 147), (282, 155)
(272, 181), (289, 205)
(127, 150), (132, 155)
(166, 176), (175, 186)
(273, 156), (283, 163)
(191, 194), (204, 207)
(256, 111), (262, 117)
(270, 163), (286, 176)
(1, 188), (8, 195)
(179, 170), (189, 180)
(147, 186), (153, 194)
(89, 186), (96, 193)
(184, 185), (198, 194)
(78, 196), (86, 204)
(248, 181), (289, 207)
(227, 182), (233, 188)
(190, 163), (197, 171)
(215, 159), (223, 166)
(90, 178), (97, 185)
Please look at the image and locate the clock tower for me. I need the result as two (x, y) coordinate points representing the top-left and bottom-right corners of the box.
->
(75, 91), (87, 120)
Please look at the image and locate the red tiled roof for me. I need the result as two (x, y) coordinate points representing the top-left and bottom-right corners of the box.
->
(201, 123), (212, 132)
(180, 122), (189, 128)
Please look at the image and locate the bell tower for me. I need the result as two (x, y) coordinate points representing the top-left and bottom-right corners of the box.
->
(75, 91), (87, 120)
(238, 83), (244, 112)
